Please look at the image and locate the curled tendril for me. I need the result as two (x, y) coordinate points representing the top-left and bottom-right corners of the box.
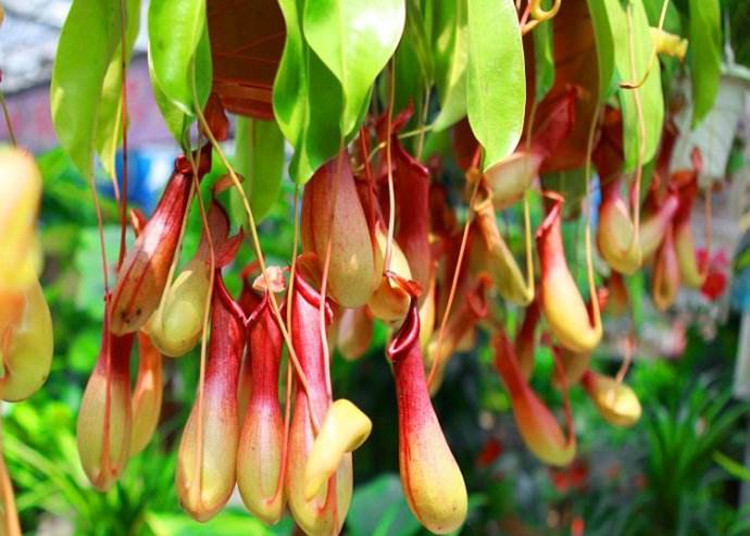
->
(530, 0), (561, 22)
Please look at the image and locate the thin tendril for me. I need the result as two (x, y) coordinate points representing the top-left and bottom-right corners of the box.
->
(551, 346), (576, 447)
(584, 103), (602, 331)
(359, 125), (433, 174)
(273, 184), (301, 503)
(319, 150), (345, 401)
(186, 135), (216, 507)
(427, 157), (483, 388)
(384, 59), (397, 273)
(521, 98), (539, 295)
(619, 0), (670, 90)
(117, 0), (130, 269)
(614, 333), (635, 385)
(530, 0), (561, 22)
(625, 2), (646, 253)
(91, 175), (111, 298)
(415, 86), (431, 161)
(154, 178), (195, 327)
(190, 83), (318, 432)
(0, 416), (21, 536)
(0, 91), (17, 147)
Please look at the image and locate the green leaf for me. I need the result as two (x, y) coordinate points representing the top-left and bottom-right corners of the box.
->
(404, 0), (434, 85)
(386, 0), (434, 136)
(346, 474), (421, 536)
(466, 0), (525, 170)
(147, 509), (283, 535)
(148, 0), (212, 115)
(431, 0), (469, 131)
(303, 0), (405, 137)
(586, 0), (616, 100)
(94, 0), (142, 180)
(541, 168), (588, 216)
(231, 117), (286, 223)
(603, 0), (664, 172)
(533, 1), (555, 103)
(688, 0), (721, 128)
(273, 0), (344, 183)
(51, 0), (122, 179)
(149, 54), (189, 146)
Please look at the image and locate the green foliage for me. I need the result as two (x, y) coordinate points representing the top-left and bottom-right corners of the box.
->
(51, 0), (137, 179)
(273, 0), (344, 184)
(688, 0), (722, 127)
(148, 0), (212, 120)
(632, 382), (749, 534)
(231, 117), (286, 224)
(5, 399), (178, 535)
(95, 0), (141, 180)
(303, 0), (405, 137)
(146, 510), (293, 535)
(466, 0), (526, 170)
(430, 0), (469, 131)
(532, 0), (556, 103)
(346, 474), (421, 536)
(603, 0), (664, 172)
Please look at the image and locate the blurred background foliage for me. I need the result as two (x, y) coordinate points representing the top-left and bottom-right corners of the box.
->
(4, 145), (749, 536)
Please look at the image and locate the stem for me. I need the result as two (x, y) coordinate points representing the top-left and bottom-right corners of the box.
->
(550, 346), (575, 447)
(614, 333), (635, 385)
(274, 184), (301, 503)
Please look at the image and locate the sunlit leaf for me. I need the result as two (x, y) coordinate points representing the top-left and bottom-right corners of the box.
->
(149, 55), (189, 146)
(688, 0), (721, 128)
(51, 0), (121, 179)
(466, 0), (525, 170)
(94, 0), (141, 180)
(714, 452), (750, 482)
(430, 0), (469, 131)
(303, 0), (405, 137)
(148, 0), (212, 115)
(231, 117), (285, 223)
(273, 0), (343, 183)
